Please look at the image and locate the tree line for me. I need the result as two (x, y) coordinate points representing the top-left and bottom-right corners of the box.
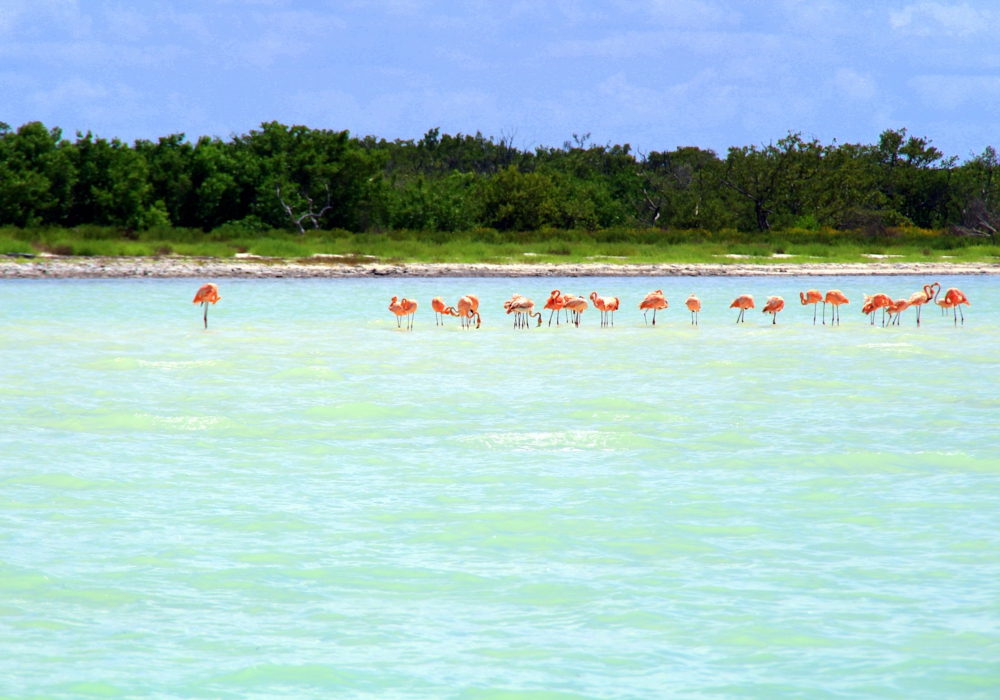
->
(0, 120), (997, 241)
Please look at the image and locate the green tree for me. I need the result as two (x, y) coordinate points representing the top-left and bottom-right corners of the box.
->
(718, 133), (824, 232)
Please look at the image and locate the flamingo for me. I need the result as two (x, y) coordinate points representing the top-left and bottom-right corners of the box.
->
(389, 296), (406, 328)
(862, 293), (893, 326)
(730, 294), (754, 323)
(799, 289), (823, 324)
(685, 295), (701, 325)
(590, 292), (619, 327)
(907, 282), (940, 326)
(504, 295), (541, 328)
(564, 296), (589, 327)
(886, 298), (910, 326)
(544, 290), (566, 326)
(762, 296), (785, 324)
(823, 290), (849, 326)
(400, 298), (418, 330)
(192, 283), (221, 329)
(432, 296), (458, 326)
(560, 293), (581, 324)
(936, 295), (952, 316)
(639, 290), (668, 325)
(942, 288), (970, 326)
(456, 295), (481, 329)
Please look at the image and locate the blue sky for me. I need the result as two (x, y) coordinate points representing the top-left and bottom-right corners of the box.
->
(1, 1), (997, 157)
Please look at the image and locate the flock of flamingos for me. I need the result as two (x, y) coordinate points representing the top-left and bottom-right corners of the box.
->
(191, 281), (971, 330)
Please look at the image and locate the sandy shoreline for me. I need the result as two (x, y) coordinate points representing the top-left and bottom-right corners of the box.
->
(3, 256), (999, 279)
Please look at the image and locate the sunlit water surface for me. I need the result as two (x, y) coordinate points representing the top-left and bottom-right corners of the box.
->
(1, 276), (999, 699)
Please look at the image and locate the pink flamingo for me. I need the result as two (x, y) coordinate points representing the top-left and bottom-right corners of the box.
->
(456, 295), (481, 329)
(544, 290), (566, 326)
(823, 290), (849, 325)
(504, 295), (541, 328)
(907, 282), (940, 326)
(942, 288), (970, 325)
(685, 294), (701, 325)
(192, 283), (221, 329)
(762, 296), (785, 324)
(639, 290), (668, 325)
(564, 296), (589, 327)
(886, 298), (911, 326)
(730, 294), (754, 323)
(799, 289), (823, 324)
(590, 292), (619, 327)
(432, 297), (457, 326)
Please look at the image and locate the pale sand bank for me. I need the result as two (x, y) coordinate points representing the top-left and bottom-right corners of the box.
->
(2, 256), (999, 279)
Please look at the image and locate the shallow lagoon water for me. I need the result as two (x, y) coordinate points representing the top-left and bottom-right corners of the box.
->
(1, 275), (999, 699)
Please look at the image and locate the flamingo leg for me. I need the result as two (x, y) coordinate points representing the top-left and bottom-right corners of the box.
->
(652, 309), (657, 326)
(960, 306), (965, 325)
(822, 302), (826, 325)
(643, 309), (648, 325)
(203, 302), (208, 329)
(813, 305), (817, 324)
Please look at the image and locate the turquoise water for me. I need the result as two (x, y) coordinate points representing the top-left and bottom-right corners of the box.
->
(1, 275), (999, 699)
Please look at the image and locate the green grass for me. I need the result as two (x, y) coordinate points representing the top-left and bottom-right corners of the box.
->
(2, 225), (998, 265)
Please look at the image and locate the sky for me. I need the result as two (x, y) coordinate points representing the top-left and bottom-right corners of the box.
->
(0, 1), (997, 158)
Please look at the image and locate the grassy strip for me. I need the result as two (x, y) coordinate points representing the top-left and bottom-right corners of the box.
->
(2, 226), (999, 265)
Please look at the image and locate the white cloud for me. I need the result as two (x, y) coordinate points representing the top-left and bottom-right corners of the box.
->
(909, 74), (1000, 110)
(618, 0), (738, 28)
(103, 4), (149, 41)
(28, 78), (110, 111)
(889, 2), (999, 36)
(833, 68), (877, 101)
(547, 31), (668, 59)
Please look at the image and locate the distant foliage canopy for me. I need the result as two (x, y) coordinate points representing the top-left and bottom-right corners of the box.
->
(0, 120), (997, 240)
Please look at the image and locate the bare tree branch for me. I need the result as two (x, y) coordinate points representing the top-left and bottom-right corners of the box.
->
(277, 184), (333, 234)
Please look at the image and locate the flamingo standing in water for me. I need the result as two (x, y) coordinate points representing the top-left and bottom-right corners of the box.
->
(590, 292), (619, 327)
(563, 296), (589, 327)
(862, 293), (893, 326)
(936, 295), (951, 316)
(823, 290), (849, 325)
(504, 294), (541, 328)
(400, 298), (418, 330)
(456, 295), (481, 329)
(799, 289), (823, 324)
(544, 290), (566, 326)
(389, 296), (406, 327)
(431, 297), (457, 326)
(730, 294), (754, 323)
(639, 290), (668, 325)
(192, 283), (221, 329)
(560, 293), (582, 324)
(684, 294), (701, 325)
(907, 282), (940, 326)
(762, 296), (785, 324)
(942, 288), (970, 325)
(389, 296), (417, 330)
(886, 298), (911, 326)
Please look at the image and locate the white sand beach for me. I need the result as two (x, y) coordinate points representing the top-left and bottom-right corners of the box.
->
(2, 256), (999, 279)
